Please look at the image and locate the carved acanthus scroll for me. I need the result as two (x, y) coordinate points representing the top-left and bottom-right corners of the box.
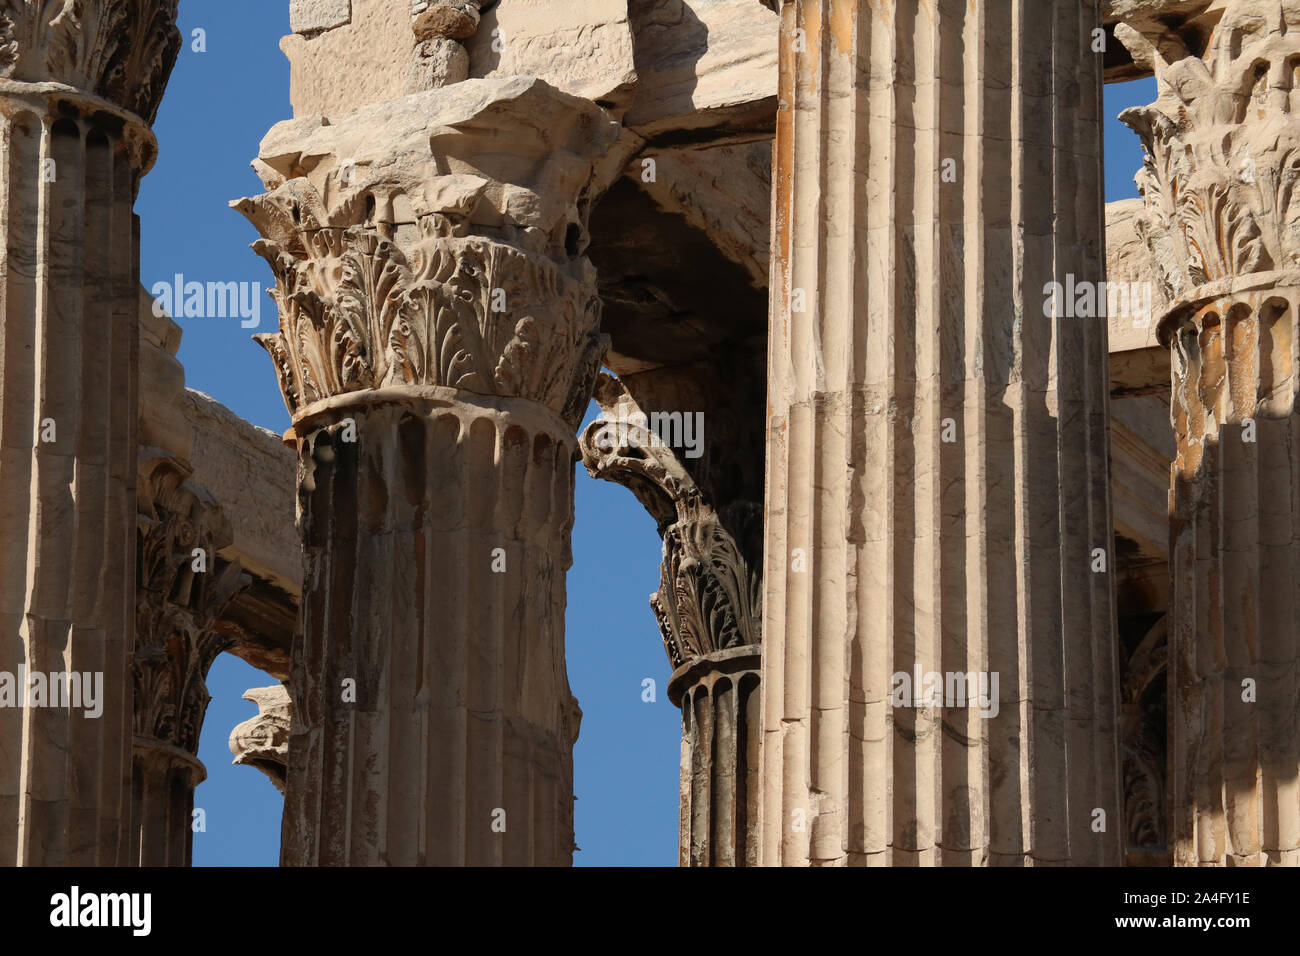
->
(579, 373), (761, 675)
(229, 685), (291, 794)
(234, 78), (621, 430)
(0, 0), (181, 120)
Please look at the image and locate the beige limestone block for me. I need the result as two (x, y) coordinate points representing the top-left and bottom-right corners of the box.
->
(179, 390), (300, 597)
(282, 0), (421, 116)
(414, 35), (470, 88)
(138, 286), (192, 461)
(636, 143), (772, 289)
(623, 0), (779, 138)
(465, 0), (638, 107)
(290, 0), (353, 34)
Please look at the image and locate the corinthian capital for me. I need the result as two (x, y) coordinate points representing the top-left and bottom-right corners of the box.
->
(579, 374), (761, 674)
(135, 454), (248, 754)
(0, 0), (181, 121)
(1119, 1), (1300, 307)
(1118, 2), (1300, 463)
(234, 77), (622, 428)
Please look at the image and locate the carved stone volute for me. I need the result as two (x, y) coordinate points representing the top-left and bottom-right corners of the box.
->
(229, 685), (291, 795)
(579, 373), (762, 677)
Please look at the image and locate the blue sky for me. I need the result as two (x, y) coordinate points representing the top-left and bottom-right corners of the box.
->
(135, 2), (1154, 866)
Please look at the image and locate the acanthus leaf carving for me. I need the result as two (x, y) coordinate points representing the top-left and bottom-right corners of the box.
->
(236, 79), (623, 430)
(135, 454), (248, 755)
(1119, 4), (1300, 304)
(244, 202), (605, 428)
(0, 0), (180, 121)
(579, 373), (762, 671)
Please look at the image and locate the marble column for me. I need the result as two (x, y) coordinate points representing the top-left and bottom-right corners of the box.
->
(236, 78), (620, 866)
(1119, 0), (1300, 866)
(761, 0), (1121, 865)
(0, 0), (180, 866)
(580, 373), (763, 866)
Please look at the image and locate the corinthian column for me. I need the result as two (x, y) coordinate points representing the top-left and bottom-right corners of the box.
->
(580, 373), (763, 867)
(235, 78), (620, 866)
(0, 0), (180, 866)
(1119, 0), (1300, 866)
(761, 0), (1121, 865)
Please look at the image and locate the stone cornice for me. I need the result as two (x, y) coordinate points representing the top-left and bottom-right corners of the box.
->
(0, 0), (181, 123)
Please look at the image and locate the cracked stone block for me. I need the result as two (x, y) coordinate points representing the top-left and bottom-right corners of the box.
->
(290, 0), (352, 35)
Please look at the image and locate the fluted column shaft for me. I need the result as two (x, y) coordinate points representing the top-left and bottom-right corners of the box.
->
(761, 0), (1120, 866)
(671, 647), (762, 867)
(0, 1), (180, 866)
(130, 738), (203, 867)
(284, 390), (580, 865)
(1165, 284), (1300, 865)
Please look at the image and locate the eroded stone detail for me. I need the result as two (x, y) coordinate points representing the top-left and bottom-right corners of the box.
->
(410, 0), (480, 88)
(0, 1), (182, 866)
(1120, 4), (1300, 301)
(234, 78), (620, 428)
(132, 453), (247, 866)
(291, 0), (351, 36)
(761, 0), (1121, 867)
(135, 455), (246, 755)
(413, 0), (480, 41)
(1121, 616), (1169, 862)
(580, 372), (762, 866)
(229, 685), (291, 794)
(0, 0), (181, 121)
(581, 373), (761, 672)
(248, 229), (602, 428)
